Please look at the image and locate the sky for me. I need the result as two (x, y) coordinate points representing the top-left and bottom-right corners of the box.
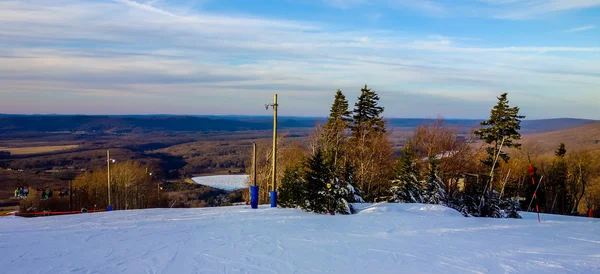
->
(0, 0), (599, 119)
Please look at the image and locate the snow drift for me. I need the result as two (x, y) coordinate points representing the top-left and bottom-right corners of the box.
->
(1, 203), (599, 273)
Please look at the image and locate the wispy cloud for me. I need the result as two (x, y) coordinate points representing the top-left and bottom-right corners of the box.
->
(0, 1), (599, 118)
(323, 0), (600, 19)
(483, 0), (600, 19)
(563, 25), (596, 32)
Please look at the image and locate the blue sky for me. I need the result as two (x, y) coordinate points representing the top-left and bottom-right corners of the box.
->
(0, 0), (599, 119)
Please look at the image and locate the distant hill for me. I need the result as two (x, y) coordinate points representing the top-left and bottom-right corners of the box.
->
(520, 122), (600, 155)
(0, 115), (318, 133)
(0, 115), (595, 134)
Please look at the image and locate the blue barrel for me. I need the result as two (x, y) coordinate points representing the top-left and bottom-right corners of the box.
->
(107, 205), (113, 211)
(270, 191), (277, 207)
(250, 186), (259, 209)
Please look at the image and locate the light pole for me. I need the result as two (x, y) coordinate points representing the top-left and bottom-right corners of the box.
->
(265, 94), (278, 207)
(107, 150), (116, 210)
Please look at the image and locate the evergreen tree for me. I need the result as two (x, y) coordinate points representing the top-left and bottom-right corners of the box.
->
(390, 143), (424, 203)
(555, 143), (566, 157)
(278, 166), (305, 209)
(321, 90), (353, 167)
(300, 150), (331, 214)
(316, 89), (364, 205)
(351, 84), (385, 138)
(279, 150), (361, 215)
(348, 85), (392, 201)
(475, 93), (525, 169)
(330, 161), (362, 214)
(423, 162), (446, 205)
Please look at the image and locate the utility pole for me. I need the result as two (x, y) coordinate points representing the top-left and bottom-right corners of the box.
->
(265, 94), (278, 207)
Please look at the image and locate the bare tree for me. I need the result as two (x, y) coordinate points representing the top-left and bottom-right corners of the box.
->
(567, 150), (597, 214)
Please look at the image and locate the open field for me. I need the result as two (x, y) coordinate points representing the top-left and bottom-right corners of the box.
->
(0, 145), (79, 155)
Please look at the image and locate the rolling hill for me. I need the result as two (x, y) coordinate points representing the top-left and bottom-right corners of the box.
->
(0, 115), (595, 134)
(520, 122), (600, 155)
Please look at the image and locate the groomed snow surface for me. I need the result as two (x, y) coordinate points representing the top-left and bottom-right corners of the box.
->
(192, 175), (248, 191)
(1, 204), (599, 274)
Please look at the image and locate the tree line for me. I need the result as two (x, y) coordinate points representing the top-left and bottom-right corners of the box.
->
(257, 87), (600, 217)
(20, 161), (165, 212)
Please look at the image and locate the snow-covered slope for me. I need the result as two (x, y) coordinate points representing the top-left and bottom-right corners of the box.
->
(1, 204), (599, 274)
(191, 175), (248, 191)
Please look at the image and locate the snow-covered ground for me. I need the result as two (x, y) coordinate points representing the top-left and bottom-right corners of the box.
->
(191, 175), (248, 191)
(1, 204), (599, 274)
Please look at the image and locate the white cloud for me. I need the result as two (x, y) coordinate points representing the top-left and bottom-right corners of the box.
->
(322, 0), (600, 19)
(563, 25), (596, 32)
(484, 0), (600, 19)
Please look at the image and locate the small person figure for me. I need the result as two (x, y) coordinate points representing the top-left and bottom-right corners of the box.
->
(14, 188), (19, 197)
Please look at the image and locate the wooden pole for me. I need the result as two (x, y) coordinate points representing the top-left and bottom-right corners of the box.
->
(107, 150), (111, 206)
(253, 143), (257, 186)
(69, 180), (73, 211)
(272, 94), (278, 192)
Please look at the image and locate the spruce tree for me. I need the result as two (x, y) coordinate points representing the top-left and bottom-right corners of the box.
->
(278, 166), (305, 209)
(348, 84), (392, 201)
(351, 84), (385, 138)
(300, 150), (331, 213)
(321, 89), (352, 169)
(318, 89), (364, 205)
(423, 161), (446, 205)
(293, 149), (363, 214)
(390, 143), (424, 203)
(475, 93), (525, 169)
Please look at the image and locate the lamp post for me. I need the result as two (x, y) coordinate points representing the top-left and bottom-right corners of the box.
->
(265, 94), (278, 207)
(107, 150), (116, 210)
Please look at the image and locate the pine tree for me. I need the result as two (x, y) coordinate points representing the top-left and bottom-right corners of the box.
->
(316, 89), (364, 206)
(296, 150), (362, 214)
(301, 150), (331, 214)
(348, 84), (392, 201)
(555, 143), (566, 157)
(390, 143), (424, 203)
(351, 84), (385, 138)
(321, 90), (353, 167)
(278, 166), (305, 209)
(330, 161), (362, 214)
(475, 93), (525, 169)
(423, 162), (446, 205)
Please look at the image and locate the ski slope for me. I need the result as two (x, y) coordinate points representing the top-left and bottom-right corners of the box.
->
(191, 175), (248, 191)
(1, 204), (599, 274)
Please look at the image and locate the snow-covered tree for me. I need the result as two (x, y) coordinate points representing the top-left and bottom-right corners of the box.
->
(390, 144), (424, 203)
(279, 150), (362, 215)
(423, 162), (446, 205)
